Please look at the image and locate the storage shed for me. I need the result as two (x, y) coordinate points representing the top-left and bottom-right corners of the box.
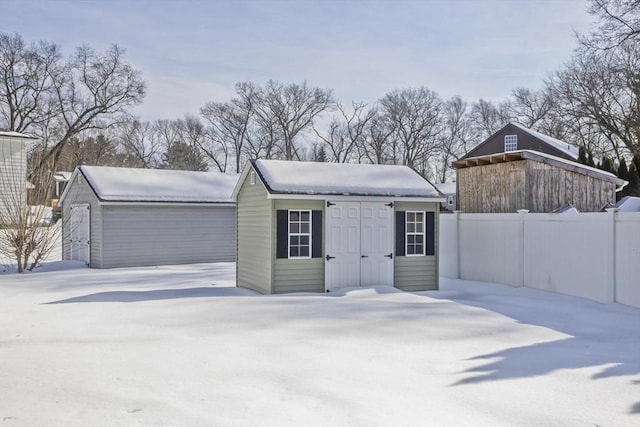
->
(60, 166), (238, 268)
(233, 159), (445, 294)
(453, 150), (627, 213)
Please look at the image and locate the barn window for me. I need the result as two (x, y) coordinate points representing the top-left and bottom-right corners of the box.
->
(288, 210), (311, 258)
(504, 134), (518, 152)
(405, 211), (425, 256)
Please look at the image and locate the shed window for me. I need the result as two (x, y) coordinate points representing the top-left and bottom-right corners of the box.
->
(406, 211), (425, 256)
(250, 171), (256, 185)
(505, 134), (518, 152)
(289, 210), (311, 258)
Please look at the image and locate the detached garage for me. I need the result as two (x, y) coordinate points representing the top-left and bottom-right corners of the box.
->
(233, 159), (445, 294)
(60, 166), (238, 268)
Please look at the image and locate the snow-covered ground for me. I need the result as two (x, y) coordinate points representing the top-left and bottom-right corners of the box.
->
(0, 262), (638, 426)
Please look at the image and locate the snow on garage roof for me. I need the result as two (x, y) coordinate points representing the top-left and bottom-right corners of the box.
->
(251, 159), (441, 198)
(66, 166), (239, 203)
(0, 130), (39, 140)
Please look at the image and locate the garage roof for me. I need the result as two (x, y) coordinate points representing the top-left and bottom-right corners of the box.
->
(249, 159), (441, 198)
(61, 166), (239, 204)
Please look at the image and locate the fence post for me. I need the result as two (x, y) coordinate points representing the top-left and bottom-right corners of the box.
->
(453, 210), (461, 279)
(517, 209), (529, 287)
(606, 208), (618, 303)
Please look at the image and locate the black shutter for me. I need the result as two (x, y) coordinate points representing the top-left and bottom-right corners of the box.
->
(426, 211), (435, 256)
(276, 210), (288, 259)
(395, 210), (405, 256)
(312, 210), (322, 258)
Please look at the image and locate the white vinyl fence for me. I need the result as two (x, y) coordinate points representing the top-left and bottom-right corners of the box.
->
(439, 210), (640, 307)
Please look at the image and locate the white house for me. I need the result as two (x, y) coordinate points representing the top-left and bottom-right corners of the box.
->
(0, 131), (38, 224)
(60, 166), (239, 268)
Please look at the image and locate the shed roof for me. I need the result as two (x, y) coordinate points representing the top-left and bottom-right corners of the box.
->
(452, 150), (627, 187)
(61, 166), (239, 204)
(615, 196), (640, 212)
(435, 182), (456, 195)
(249, 159), (441, 198)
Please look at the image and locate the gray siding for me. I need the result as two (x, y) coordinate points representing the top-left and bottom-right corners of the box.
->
(0, 137), (28, 222)
(101, 205), (235, 268)
(61, 173), (103, 267)
(394, 201), (439, 291)
(236, 170), (273, 294)
(273, 199), (325, 293)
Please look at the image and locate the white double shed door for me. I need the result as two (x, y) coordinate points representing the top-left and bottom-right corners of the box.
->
(325, 201), (394, 292)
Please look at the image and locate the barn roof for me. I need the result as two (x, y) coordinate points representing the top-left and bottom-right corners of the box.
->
(509, 123), (580, 160)
(452, 150), (627, 187)
(246, 159), (442, 198)
(61, 166), (239, 204)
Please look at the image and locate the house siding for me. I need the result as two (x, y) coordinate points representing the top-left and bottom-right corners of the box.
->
(0, 137), (28, 222)
(236, 170), (273, 294)
(272, 199), (325, 293)
(100, 205), (235, 268)
(394, 201), (439, 291)
(61, 174), (103, 267)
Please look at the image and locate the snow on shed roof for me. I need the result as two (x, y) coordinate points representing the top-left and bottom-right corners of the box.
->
(73, 166), (239, 203)
(615, 196), (640, 212)
(510, 122), (580, 160)
(252, 159), (441, 198)
(435, 182), (456, 195)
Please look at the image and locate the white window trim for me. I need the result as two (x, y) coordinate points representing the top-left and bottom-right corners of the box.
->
(505, 134), (518, 152)
(406, 211), (426, 256)
(250, 170), (256, 185)
(288, 209), (312, 259)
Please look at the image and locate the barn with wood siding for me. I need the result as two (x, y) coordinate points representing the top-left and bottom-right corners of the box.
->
(453, 150), (626, 213)
(60, 165), (238, 268)
(233, 159), (444, 294)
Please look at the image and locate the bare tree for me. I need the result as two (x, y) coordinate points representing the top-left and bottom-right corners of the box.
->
(253, 80), (335, 160)
(548, 43), (639, 158)
(314, 102), (376, 163)
(578, 0), (640, 50)
(0, 33), (61, 133)
(379, 87), (443, 171)
(200, 85), (254, 172)
(509, 87), (555, 129)
(0, 33), (146, 176)
(359, 113), (395, 165)
(469, 99), (512, 141)
(113, 120), (161, 168)
(435, 96), (474, 183)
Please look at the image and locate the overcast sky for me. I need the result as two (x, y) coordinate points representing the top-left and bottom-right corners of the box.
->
(2, 0), (595, 121)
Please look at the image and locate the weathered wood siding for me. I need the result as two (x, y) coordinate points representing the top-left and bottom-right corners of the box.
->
(394, 201), (439, 291)
(100, 205), (235, 268)
(61, 173), (103, 267)
(457, 161), (528, 213)
(236, 170), (273, 294)
(527, 161), (615, 212)
(0, 137), (28, 222)
(457, 159), (617, 213)
(273, 199), (324, 293)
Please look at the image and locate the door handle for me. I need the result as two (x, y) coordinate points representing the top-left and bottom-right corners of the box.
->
(361, 255), (368, 258)
(384, 253), (393, 259)
(325, 255), (336, 261)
